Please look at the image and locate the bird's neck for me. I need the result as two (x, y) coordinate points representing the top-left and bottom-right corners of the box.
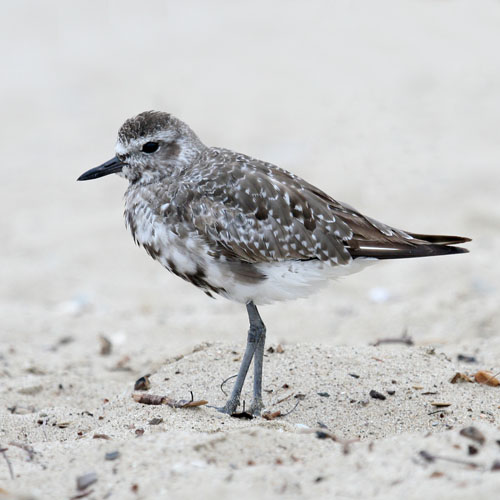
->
(174, 132), (206, 172)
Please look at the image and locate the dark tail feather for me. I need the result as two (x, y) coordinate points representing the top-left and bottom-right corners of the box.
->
(406, 232), (472, 246)
(349, 243), (469, 260)
(349, 232), (471, 260)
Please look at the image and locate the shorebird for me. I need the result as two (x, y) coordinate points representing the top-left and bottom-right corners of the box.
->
(78, 111), (470, 416)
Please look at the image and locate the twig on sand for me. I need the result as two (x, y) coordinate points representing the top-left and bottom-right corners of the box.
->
(8, 441), (35, 461)
(280, 400), (301, 417)
(275, 392), (293, 405)
(419, 450), (479, 468)
(0, 446), (14, 479)
(132, 392), (207, 408)
(132, 393), (166, 405)
(263, 400), (302, 420)
(427, 409), (447, 416)
(373, 332), (414, 347)
(220, 374), (237, 396)
(178, 391), (206, 408)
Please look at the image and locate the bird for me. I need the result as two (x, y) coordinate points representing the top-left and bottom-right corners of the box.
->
(78, 111), (470, 416)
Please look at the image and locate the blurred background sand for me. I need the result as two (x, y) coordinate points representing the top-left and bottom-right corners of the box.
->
(1, 1), (500, 498)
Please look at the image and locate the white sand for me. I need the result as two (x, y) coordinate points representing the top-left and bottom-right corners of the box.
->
(1, 1), (500, 498)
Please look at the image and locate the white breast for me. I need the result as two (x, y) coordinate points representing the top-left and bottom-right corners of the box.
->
(128, 203), (205, 275)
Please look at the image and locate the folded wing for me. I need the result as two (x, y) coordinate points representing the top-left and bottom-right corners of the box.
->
(181, 149), (470, 264)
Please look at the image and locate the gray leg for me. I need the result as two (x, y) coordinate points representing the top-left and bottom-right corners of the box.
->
(249, 307), (266, 415)
(221, 301), (266, 415)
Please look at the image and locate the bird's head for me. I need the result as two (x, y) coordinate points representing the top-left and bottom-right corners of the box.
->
(78, 111), (205, 184)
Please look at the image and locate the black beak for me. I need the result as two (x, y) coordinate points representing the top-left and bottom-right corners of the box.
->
(77, 156), (123, 181)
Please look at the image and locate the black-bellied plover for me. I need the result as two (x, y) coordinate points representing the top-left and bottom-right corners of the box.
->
(78, 111), (470, 415)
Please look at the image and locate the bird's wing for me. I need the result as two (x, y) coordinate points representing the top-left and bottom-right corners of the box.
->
(182, 152), (352, 265)
(290, 182), (470, 259)
(182, 149), (469, 264)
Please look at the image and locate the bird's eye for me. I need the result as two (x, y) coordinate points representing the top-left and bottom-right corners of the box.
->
(142, 142), (159, 153)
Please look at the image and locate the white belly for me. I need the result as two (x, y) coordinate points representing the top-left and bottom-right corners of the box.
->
(216, 258), (377, 305)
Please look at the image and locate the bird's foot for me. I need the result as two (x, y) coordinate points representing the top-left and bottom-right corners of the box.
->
(249, 398), (264, 417)
(214, 397), (263, 417)
(216, 397), (239, 416)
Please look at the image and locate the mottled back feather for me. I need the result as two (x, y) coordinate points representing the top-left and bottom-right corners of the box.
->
(155, 148), (469, 265)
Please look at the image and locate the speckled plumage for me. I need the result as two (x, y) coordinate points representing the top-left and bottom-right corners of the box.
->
(112, 112), (469, 305)
(123, 146), (359, 304)
(78, 110), (470, 414)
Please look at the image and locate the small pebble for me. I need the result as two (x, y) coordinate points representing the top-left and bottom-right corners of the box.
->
(105, 451), (120, 461)
(457, 354), (477, 363)
(468, 445), (479, 456)
(295, 423), (310, 430)
(149, 417), (163, 425)
(99, 335), (112, 356)
(134, 375), (151, 391)
(76, 472), (97, 490)
(369, 389), (386, 400)
(459, 426), (485, 445)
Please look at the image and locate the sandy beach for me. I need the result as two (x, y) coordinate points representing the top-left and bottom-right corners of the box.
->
(1, 1), (500, 498)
